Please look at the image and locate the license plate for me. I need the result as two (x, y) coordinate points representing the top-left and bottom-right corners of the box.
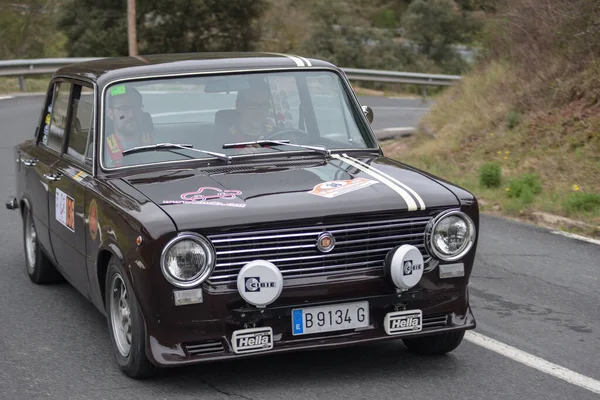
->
(231, 327), (273, 354)
(384, 309), (422, 335)
(291, 301), (369, 336)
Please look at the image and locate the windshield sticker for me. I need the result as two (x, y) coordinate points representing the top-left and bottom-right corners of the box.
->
(110, 85), (127, 96)
(309, 178), (378, 198)
(56, 188), (75, 232)
(162, 187), (246, 208)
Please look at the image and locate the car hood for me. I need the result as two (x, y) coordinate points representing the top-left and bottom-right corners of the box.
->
(121, 154), (460, 231)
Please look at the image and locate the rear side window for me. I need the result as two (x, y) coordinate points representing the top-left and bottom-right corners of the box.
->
(67, 85), (94, 163)
(46, 81), (72, 152)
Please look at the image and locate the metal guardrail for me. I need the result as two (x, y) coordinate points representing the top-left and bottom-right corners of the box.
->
(0, 58), (461, 91)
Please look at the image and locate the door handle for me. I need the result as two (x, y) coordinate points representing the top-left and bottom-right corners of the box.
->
(43, 173), (61, 182)
(23, 159), (37, 166)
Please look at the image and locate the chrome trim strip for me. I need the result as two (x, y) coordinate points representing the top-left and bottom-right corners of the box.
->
(334, 233), (424, 246)
(214, 243), (426, 269)
(210, 231), (321, 243)
(216, 243), (316, 255)
(208, 217), (431, 241)
(213, 246), (411, 268)
(209, 265), (383, 283)
(327, 221), (428, 235)
(210, 221), (427, 245)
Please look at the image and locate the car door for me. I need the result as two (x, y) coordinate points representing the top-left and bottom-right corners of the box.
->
(47, 81), (94, 296)
(19, 82), (70, 263)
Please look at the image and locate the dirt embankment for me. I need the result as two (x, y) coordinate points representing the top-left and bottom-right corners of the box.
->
(384, 0), (600, 236)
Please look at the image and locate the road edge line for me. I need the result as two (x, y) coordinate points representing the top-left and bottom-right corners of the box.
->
(549, 230), (600, 246)
(465, 331), (600, 395)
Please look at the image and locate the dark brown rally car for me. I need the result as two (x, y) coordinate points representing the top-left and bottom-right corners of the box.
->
(6, 53), (478, 379)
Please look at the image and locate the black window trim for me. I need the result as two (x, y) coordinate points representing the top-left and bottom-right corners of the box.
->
(38, 78), (74, 157)
(39, 75), (98, 175)
(62, 81), (95, 172)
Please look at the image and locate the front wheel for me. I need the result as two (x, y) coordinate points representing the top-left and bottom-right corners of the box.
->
(402, 330), (465, 355)
(105, 257), (156, 379)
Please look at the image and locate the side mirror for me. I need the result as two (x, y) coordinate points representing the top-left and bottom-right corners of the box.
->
(361, 105), (374, 124)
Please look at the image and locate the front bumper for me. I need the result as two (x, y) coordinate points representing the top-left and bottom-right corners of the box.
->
(145, 289), (476, 367)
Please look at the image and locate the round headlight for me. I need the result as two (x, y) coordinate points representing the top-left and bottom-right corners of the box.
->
(427, 211), (476, 261)
(160, 233), (215, 288)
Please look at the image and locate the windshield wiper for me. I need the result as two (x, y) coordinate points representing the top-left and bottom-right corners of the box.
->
(223, 140), (331, 157)
(122, 143), (231, 163)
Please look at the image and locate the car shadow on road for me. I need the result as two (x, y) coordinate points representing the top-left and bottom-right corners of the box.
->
(151, 340), (464, 392)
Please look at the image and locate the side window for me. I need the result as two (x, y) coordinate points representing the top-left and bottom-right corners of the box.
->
(46, 81), (72, 152)
(67, 85), (94, 164)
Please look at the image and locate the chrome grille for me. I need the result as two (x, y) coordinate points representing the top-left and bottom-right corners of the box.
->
(207, 215), (432, 285)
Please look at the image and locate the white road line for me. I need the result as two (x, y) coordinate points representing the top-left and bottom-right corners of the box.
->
(0, 95), (14, 100)
(550, 230), (600, 246)
(465, 331), (600, 395)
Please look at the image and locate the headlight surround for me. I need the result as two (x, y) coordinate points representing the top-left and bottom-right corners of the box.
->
(160, 233), (215, 288)
(426, 210), (476, 261)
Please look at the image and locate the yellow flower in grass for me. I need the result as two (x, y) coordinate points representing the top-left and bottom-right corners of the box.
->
(572, 184), (580, 191)
(505, 187), (510, 192)
(503, 156), (508, 160)
(497, 150), (502, 155)
(505, 150), (510, 155)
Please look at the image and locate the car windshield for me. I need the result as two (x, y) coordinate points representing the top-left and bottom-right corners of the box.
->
(101, 70), (376, 169)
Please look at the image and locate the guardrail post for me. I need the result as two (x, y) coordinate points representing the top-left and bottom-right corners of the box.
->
(19, 75), (26, 91)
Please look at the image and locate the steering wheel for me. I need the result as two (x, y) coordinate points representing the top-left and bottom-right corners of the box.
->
(265, 128), (309, 142)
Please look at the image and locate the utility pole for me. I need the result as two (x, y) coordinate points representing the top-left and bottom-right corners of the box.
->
(127, 0), (138, 56)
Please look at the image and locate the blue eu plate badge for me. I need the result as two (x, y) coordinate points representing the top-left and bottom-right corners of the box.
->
(292, 309), (303, 335)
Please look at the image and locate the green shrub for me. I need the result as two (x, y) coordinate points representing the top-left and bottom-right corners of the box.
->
(506, 110), (520, 130)
(479, 162), (502, 188)
(506, 173), (542, 199)
(563, 192), (600, 213)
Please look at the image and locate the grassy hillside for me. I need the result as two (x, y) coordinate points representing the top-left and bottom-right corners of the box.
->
(383, 1), (600, 235)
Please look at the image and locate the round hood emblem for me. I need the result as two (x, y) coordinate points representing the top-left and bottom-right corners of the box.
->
(317, 232), (336, 253)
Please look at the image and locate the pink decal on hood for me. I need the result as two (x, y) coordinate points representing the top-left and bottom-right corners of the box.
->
(180, 187), (242, 201)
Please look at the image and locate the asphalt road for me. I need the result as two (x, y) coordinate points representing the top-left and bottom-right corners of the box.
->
(0, 95), (599, 400)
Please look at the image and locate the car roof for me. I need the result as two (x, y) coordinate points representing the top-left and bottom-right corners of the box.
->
(54, 52), (338, 88)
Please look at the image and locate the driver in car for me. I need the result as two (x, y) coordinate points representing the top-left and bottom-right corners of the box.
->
(104, 85), (154, 166)
(225, 81), (278, 153)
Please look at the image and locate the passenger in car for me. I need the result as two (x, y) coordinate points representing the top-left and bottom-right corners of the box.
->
(104, 85), (154, 166)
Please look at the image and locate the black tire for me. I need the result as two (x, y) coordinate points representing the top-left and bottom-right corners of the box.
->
(402, 330), (466, 355)
(105, 256), (156, 379)
(23, 207), (63, 284)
